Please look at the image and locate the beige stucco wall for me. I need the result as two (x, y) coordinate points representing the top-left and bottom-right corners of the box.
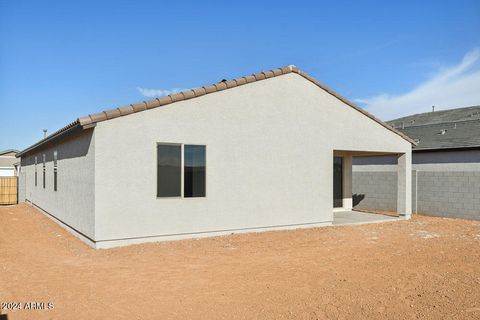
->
(19, 130), (96, 242)
(93, 73), (411, 247)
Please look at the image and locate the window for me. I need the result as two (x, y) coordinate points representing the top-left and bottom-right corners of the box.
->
(53, 151), (58, 191)
(156, 143), (206, 198)
(157, 144), (182, 197)
(34, 156), (38, 187)
(42, 154), (46, 189)
(184, 145), (206, 197)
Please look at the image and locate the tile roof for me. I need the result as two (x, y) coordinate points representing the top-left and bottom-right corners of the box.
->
(389, 105), (480, 128)
(393, 118), (480, 150)
(17, 65), (415, 157)
(0, 149), (20, 156)
(388, 106), (480, 150)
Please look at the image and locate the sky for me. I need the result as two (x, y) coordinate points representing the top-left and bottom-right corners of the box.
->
(1, 0), (479, 151)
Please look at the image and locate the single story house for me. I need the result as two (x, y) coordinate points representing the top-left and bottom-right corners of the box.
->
(353, 105), (480, 220)
(0, 149), (20, 176)
(17, 65), (414, 248)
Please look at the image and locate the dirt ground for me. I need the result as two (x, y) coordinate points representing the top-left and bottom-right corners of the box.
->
(1, 204), (480, 320)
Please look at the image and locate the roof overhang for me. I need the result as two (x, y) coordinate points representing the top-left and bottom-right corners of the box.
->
(413, 145), (480, 153)
(16, 121), (90, 158)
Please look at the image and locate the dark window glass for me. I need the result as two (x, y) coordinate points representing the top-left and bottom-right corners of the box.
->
(184, 145), (206, 197)
(157, 144), (181, 197)
(42, 154), (46, 189)
(35, 156), (37, 187)
(53, 151), (58, 191)
(333, 156), (343, 208)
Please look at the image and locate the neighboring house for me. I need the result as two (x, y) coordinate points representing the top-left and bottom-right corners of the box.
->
(353, 105), (480, 220)
(0, 149), (20, 176)
(17, 65), (414, 248)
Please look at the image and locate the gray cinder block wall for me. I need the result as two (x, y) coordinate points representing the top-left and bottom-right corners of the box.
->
(416, 171), (480, 220)
(352, 152), (480, 220)
(352, 171), (397, 211)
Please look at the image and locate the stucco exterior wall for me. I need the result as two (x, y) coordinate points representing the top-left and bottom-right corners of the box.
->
(20, 130), (96, 241)
(18, 168), (26, 202)
(93, 73), (411, 247)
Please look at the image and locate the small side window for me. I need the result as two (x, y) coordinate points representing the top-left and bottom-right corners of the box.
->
(53, 151), (58, 191)
(42, 154), (46, 189)
(34, 156), (38, 187)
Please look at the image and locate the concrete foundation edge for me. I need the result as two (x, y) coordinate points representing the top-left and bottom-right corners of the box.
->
(94, 221), (333, 249)
(27, 200), (97, 248)
(25, 201), (333, 249)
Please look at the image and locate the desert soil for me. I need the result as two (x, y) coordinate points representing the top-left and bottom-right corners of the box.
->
(1, 204), (480, 319)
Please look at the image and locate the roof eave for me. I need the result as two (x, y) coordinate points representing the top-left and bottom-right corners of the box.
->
(0, 149), (20, 156)
(16, 121), (85, 158)
(413, 145), (480, 152)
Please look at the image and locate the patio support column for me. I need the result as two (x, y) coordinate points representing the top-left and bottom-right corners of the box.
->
(397, 152), (412, 218)
(342, 154), (353, 210)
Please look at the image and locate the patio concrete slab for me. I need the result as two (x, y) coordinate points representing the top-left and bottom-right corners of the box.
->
(333, 210), (402, 225)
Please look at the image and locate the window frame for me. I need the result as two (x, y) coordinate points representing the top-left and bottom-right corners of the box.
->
(155, 142), (206, 199)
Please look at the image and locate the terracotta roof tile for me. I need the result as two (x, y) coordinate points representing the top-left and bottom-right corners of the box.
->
(225, 80), (237, 88)
(182, 90), (195, 100)
(214, 82), (227, 91)
(235, 77), (247, 85)
(204, 85), (216, 94)
(253, 73), (266, 81)
(132, 102), (147, 112)
(272, 68), (283, 76)
(170, 93), (183, 102)
(157, 96), (173, 106)
(105, 108), (122, 119)
(145, 99), (160, 109)
(280, 66), (292, 73)
(89, 112), (107, 123)
(78, 116), (92, 126)
(118, 105), (134, 115)
(244, 75), (256, 83)
(263, 70), (274, 78)
(192, 87), (207, 97)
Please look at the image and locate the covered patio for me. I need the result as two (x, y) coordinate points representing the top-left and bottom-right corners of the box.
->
(333, 209), (403, 225)
(333, 150), (411, 222)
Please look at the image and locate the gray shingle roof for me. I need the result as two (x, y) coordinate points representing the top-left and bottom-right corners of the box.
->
(388, 106), (480, 150)
(389, 105), (480, 127)
(0, 149), (19, 156)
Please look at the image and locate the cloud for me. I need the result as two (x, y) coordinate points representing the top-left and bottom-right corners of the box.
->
(137, 87), (188, 98)
(355, 48), (480, 120)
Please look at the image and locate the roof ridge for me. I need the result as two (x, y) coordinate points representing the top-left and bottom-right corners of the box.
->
(78, 65), (295, 126)
(389, 105), (480, 122)
(75, 65), (414, 145)
(397, 118), (480, 129)
(0, 149), (20, 155)
(18, 65), (416, 157)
